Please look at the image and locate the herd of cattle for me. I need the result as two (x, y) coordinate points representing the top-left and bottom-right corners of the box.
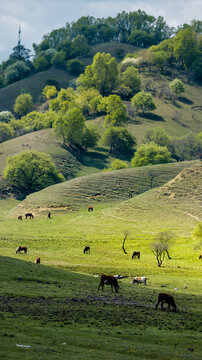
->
(16, 209), (201, 312)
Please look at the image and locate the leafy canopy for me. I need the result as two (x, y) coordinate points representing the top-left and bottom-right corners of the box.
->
(131, 143), (171, 167)
(3, 151), (64, 194)
(131, 90), (156, 113)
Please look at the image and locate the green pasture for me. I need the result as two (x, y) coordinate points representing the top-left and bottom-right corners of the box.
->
(0, 164), (201, 359)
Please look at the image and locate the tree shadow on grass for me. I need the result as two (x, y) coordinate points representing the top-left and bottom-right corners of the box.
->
(80, 150), (109, 170)
(178, 97), (193, 105)
(139, 113), (165, 122)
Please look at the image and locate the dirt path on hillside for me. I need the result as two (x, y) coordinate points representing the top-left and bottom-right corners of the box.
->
(102, 211), (134, 222)
(184, 212), (201, 221)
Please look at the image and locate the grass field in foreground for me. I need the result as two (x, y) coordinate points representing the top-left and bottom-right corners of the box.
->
(0, 164), (201, 359)
(0, 255), (201, 360)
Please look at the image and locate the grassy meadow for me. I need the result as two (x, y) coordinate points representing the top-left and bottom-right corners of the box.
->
(0, 163), (202, 359)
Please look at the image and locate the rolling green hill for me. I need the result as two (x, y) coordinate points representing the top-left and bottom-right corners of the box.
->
(13, 160), (198, 214)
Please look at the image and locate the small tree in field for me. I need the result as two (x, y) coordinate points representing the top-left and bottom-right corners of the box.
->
(131, 90), (156, 114)
(131, 143), (171, 167)
(3, 151), (64, 195)
(150, 241), (168, 267)
(169, 78), (185, 96)
(155, 231), (175, 259)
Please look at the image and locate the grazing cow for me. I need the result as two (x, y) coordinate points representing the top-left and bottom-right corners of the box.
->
(25, 212), (34, 219)
(132, 251), (140, 259)
(18, 215), (22, 220)
(199, 255), (202, 259)
(35, 257), (40, 264)
(48, 212), (51, 219)
(131, 277), (147, 286)
(16, 246), (27, 254)
(98, 275), (119, 293)
(84, 246), (90, 254)
(88, 206), (93, 212)
(129, 193), (133, 199)
(156, 293), (177, 311)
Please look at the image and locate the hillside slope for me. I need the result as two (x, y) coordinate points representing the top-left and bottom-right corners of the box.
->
(14, 160), (197, 214)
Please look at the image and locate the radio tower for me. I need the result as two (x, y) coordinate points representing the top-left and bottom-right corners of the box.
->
(18, 22), (21, 46)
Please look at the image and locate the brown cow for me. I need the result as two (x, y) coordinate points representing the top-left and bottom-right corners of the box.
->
(88, 206), (93, 212)
(132, 251), (140, 259)
(16, 246), (27, 254)
(98, 275), (119, 293)
(199, 255), (202, 259)
(18, 215), (22, 220)
(25, 212), (34, 219)
(156, 293), (177, 311)
(35, 257), (40, 264)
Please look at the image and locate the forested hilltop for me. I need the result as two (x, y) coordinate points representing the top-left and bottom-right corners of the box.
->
(0, 9), (201, 199)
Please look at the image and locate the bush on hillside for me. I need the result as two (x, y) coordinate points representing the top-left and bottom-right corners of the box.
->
(131, 91), (156, 114)
(3, 150), (64, 195)
(0, 111), (15, 123)
(13, 93), (34, 117)
(102, 127), (136, 154)
(105, 159), (128, 171)
(0, 122), (14, 143)
(131, 143), (171, 167)
(144, 127), (171, 148)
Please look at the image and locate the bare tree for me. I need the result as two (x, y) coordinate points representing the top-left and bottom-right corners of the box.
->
(122, 230), (129, 254)
(155, 231), (175, 259)
(148, 170), (158, 189)
(150, 241), (168, 267)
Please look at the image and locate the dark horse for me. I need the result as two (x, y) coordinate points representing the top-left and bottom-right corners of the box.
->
(25, 212), (34, 219)
(132, 251), (140, 259)
(16, 246), (27, 254)
(98, 275), (119, 293)
(88, 206), (93, 212)
(84, 246), (90, 254)
(18, 215), (22, 220)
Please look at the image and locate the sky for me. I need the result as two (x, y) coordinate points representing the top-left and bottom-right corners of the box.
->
(0, 0), (201, 62)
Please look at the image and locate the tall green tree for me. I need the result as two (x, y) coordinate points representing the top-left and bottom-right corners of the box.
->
(103, 95), (128, 127)
(3, 151), (64, 194)
(121, 66), (141, 95)
(145, 127), (171, 148)
(174, 28), (197, 68)
(77, 52), (118, 95)
(53, 108), (85, 146)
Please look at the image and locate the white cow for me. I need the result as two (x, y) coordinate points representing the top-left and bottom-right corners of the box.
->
(131, 277), (147, 286)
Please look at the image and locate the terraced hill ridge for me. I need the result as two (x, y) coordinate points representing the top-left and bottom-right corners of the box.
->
(14, 160), (197, 214)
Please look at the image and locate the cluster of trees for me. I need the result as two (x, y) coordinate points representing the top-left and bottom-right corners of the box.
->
(1, 10), (200, 87)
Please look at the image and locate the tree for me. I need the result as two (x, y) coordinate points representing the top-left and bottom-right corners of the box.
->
(42, 85), (58, 100)
(77, 52), (118, 95)
(174, 28), (197, 68)
(131, 91), (156, 114)
(169, 78), (185, 96)
(103, 95), (128, 127)
(50, 51), (66, 68)
(3, 151), (64, 194)
(67, 59), (84, 75)
(147, 50), (168, 71)
(71, 35), (90, 57)
(144, 127), (171, 148)
(4, 61), (31, 84)
(81, 125), (100, 149)
(13, 93), (34, 117)
(102, 127), (136, 154)
(53, 108), (85, 146)
(154, 231), (175, 259)
(33, 56), (49, 71)
(0, 123), (14, 143)
(131, 143), (171, 167)
(0, 111), (15, 123)
(150, 241), (168, 267)
(106, 159), (128, 171)
(121, 66), (141, 95)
